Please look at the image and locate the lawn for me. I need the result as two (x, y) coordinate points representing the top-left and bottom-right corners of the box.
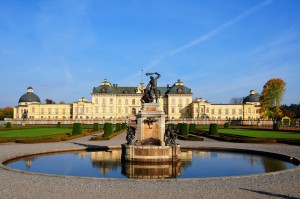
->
(0, 128), (71, 138)
(218, 128), (300, 139)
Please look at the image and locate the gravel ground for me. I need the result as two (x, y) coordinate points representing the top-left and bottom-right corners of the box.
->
(0, 131), (299, 199)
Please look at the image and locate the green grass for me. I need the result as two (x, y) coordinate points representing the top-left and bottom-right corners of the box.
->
(0, 128), (71, 137)
(218, 129), (300, 139)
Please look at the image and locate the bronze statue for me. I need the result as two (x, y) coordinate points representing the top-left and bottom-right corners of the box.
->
(126, 126), (136, 145)
(141, 72), (161, 103)
(164, 126), (178, 146)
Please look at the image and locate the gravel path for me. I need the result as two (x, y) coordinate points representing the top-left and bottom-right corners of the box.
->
(0, 131), (299, 199)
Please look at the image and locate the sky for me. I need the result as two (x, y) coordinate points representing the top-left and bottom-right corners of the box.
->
(0, 0), (299, 107)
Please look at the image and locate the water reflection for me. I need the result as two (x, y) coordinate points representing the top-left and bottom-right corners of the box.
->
(6, 150), (297, 179)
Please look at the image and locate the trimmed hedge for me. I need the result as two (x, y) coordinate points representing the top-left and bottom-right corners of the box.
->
(115, 123), (121, 132)
(6, 122), (12, 128)
(179, 123), (189, 136)
(209, 123), (218, 135)
(224, 122), (229, 129)
(104, 123), (114, 135)
(56, 122), (61, 128)
(92, 123), (99, 131)
(121, 123), (127, 130)
(189, 123), (196, 132)
(273, 122), (280, 131)
(72, 123), (82, 135)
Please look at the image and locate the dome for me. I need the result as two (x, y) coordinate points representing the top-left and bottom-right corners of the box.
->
(18, 87), (41, 103)
(243, 90), (260, 103)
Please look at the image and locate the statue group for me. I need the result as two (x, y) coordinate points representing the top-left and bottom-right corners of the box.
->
(141, 72), (161, 103)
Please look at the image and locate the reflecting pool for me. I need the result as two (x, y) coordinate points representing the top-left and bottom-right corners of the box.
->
(4, 149), (298, 179)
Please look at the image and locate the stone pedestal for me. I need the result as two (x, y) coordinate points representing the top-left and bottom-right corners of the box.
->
(122, 103), (181, 164)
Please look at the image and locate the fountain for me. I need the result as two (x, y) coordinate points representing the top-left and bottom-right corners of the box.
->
(121, 72), (181, 177)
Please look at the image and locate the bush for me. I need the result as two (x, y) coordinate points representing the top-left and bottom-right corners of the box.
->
(209, 123), (218, 135)
(104, 123), (114, 135)
(273, 122), (280, 131)
(92, 123), (99, 131)
(56, 122), (61, 128)
(179, 123), (189, 136)
(72, 123), (82, 135)
(224, 122), (229, 129)
(121, 123), (127, 130)
(189, 123), (196, 132)
(5, 122), (12, 128)
(115, 123), (121, 132)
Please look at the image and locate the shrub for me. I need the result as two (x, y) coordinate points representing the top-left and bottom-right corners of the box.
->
(209, 123), (218, 135)
(92, 123), (99, 131)
(273, 122), (280, 131)
(115, 123), (121, 132)
(167, 123), (175, 130)
(56, 122), (61, 128)
(72, 123), (82, 135)
(179, 123), (189, 136)
(5, 122), (12, 128)
(189, 123), (196, 132)
(104, 123), (114, 135)
(121, 123), (127, 130)
(224, 122), (229, 129)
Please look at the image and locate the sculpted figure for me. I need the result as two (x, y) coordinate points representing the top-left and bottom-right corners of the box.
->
(165, 126), (178, 146)
(126, 126), (136, 145)
(140, 72), (161, 103)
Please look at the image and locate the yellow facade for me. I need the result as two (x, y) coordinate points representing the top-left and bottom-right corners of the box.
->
(13, 82), (260, 121)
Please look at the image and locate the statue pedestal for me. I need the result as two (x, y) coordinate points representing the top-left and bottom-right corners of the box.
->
(122, 103), (181, 163)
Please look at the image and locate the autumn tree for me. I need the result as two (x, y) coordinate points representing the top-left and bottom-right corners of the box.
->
(259, 78), (286, 121)
(0, 107), (13, 120)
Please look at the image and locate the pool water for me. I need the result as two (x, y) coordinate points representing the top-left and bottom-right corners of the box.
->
(5, 149), (298, 179)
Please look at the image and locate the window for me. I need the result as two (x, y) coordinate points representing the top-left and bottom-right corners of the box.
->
(125, 107), (128, 113)
(63, 108), (66, 114)
(225, 109), (229, 115)
(201, 108), (204, 113)
(186, 98), (189, 105)
(125, 99), (128, 105)
(102, 107), (106, 113)
(48, 108), (51, 114)
(31, 107), (35, 113)
(95, 98), (98, 104)
(179, 98), (182, 105)
(55, 108), (58, 114)
(110, 98), (113, 104)
(85, 107), (89, 113)
(118, 99), (121, 105)
(109, 107), (113, 113)
(206, 108), (209, 113)
(248, 108), (251, 113)
(211, 109), (215, 114)
(132, 99), (135, 105)
(218, 109), (222, 114)
(102, 98), (106, 104)
(232, 109), (236, 114)
(239, 109), (242, 115)
(118, 107), (121, 113)
(172, 99), (175, 105)
(172, 107), (175, 113)
(95, 107), (98, 113)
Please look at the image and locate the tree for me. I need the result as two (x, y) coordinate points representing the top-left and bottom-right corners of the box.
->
(259, 78), (286, 121)
(45, 99), (55, 104)
(0, 107), (13, 120)
(230, 97), (244, 104)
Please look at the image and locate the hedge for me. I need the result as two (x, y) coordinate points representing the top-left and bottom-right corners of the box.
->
(179, 123), (189, 136)
(209, 123), (218, 135)
(121, 123), (127, 130)
(104, 123), (114, 135)
(92, 123), (99, 131)
(56, 122), (61, 128)
(224, 122), (229, 129)
(115, 123), (121, 132)
(72, 123), (82, 135)
(6, 122), (12, 128)
(189, 123), (196, 132)
(273, 122), (280, 131)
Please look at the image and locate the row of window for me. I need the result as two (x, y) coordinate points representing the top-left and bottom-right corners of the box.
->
(94, 98), (141, 105)
(171, 98), (191, 105)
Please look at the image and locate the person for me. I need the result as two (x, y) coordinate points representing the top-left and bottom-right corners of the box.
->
(146, 72), (161, 103)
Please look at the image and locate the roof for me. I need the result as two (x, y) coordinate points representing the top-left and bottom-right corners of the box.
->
(243, 93), (260, 103)
(18, 92), (41, 103)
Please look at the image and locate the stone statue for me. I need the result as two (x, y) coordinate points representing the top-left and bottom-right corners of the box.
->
(164, 126), (178, 146)
(126, 126), (136, 145)
(141, 72), (161, 103)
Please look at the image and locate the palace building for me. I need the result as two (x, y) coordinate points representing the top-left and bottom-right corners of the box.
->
(13, 79), (261, 121)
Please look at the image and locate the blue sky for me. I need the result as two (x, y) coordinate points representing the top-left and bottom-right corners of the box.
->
(1, 0), (299, 107)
